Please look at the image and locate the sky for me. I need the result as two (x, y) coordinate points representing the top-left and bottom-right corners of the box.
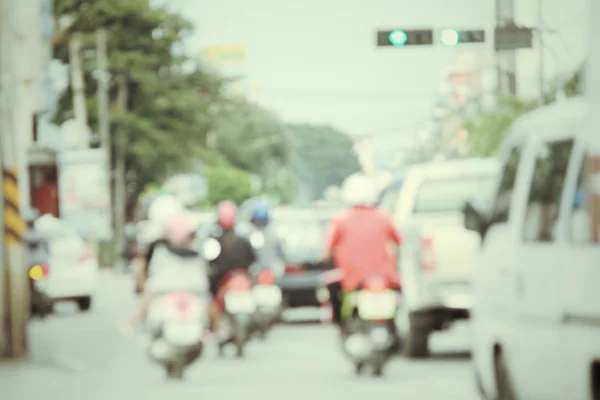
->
(157, 0), (491, 159)
(43, 0), (588, 160)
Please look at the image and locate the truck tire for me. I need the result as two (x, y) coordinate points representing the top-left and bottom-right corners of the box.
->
(403, 325), (429, 358)
(494, 351), (516, 400)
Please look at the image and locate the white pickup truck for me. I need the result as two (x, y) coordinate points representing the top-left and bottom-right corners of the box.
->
(392, 158), (500, 358)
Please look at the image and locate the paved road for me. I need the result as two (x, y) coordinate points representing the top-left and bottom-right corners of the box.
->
(0, 272), (480, 400)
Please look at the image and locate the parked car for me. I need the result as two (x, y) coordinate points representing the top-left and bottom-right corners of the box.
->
(34, 215), (99, 311)
(390, 158), (501, 357)
(464, 97), (600, 400)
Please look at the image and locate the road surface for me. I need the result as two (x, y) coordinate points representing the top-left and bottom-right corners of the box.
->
(0, 272), (480, 400)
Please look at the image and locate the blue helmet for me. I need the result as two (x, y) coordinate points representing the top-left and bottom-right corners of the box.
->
(251, 202), (270, 224)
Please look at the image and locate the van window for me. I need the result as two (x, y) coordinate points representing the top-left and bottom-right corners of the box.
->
(412, 175), (496, 214)
(569, 155), (593, 243)
(489, 147), (521, 223)
(523, 139), (573, 242)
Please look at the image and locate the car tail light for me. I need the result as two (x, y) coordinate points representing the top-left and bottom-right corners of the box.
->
(78, 246), (95, 262)
(229, 275), (252, 292)
(257, 269), (275, 285)
(363, 275), (387, 292)
(29, 264), (49, 280)
(420, 237), (436, 271)
(285, 264), (304, 274)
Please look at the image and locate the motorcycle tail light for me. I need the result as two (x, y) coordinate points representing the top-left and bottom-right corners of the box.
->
(29, 264), (49, 280)
(257, 269), (275, 285)
(363, 276), (387, 293)
(229, 275), (252, 292)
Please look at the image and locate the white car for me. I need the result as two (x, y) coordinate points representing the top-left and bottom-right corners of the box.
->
(35, 216), (99, 311)
(390, 158), (500, 357)
(465, 97), (600, 400)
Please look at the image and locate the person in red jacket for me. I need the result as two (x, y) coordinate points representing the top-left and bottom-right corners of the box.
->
(324, 173), (402, 332)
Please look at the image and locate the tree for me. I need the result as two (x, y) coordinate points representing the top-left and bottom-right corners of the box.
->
(287, 124), (361, 199)
(464, 96), (538, 157)
(203, 164), (256, 205)
(210, 97), (290, 174)
(52, 0), (224, 218)
(52, 0), (291, 220)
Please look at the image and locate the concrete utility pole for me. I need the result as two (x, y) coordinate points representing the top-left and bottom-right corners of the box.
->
(0, 0), (28, 359)
(587, 0), (600, 242)
(69, 35), (88, 127)
(113, 76), (127, 263)
(495, 0), (517, 94)
(537, 0), (545, 102)
(96, 29), (111, 158)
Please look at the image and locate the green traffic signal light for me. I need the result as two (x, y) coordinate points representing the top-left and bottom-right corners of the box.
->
(440, 29), (460, 46)
(388, 30), (408, 46)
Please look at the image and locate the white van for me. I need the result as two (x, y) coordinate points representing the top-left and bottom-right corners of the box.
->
(464, 97), (600, 400)
(391, 158), (500, 357)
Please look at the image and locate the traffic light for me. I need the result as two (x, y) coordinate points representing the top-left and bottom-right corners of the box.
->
(376, 29), (434, 47)
(440, 29), (485, 46)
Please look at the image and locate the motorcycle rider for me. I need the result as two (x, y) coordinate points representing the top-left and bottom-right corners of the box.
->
(134, 195), (185, 294)
(324, 173), (402, 334)
(125, 212), (208, 330)
(206, 200), (256, 333)
(246, 202), (286, 276)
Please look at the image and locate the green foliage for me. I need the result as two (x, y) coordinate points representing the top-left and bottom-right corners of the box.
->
(211, 98), (290, 173)
(263, 169), (299, 204)
(204, 164), (256, 205)
(52, 0), (291, 219)
(287, 124), (361, 199)
(544, 66), (583, 103)
(464, 95), (539, 157)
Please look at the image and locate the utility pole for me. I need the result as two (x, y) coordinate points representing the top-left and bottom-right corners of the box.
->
(113, 76), (127, 263)
(0, 0), (28, 359)
(69, 35), (88, 127)
(537, 0), (545, 103)
(587, 0), (600, 242)
(495, 0), (517, 94)
(96, 29), (110, 158)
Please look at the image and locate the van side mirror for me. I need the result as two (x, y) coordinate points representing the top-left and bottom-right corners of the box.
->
(463, 201), (488, 238)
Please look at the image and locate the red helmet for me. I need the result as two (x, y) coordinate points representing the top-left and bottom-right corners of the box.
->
(217, 201), (236, 230)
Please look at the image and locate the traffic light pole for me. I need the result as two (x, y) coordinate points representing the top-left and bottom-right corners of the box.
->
(495, 0), (517, 94)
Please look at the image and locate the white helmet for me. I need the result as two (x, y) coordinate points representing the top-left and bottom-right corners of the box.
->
(136, 220), (165, 250)
(341, 173), (377, 206)
(148, 194), (184, 226)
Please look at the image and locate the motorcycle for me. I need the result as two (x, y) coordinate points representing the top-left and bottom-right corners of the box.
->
(202, 238), (257, 357)
(250, 267), (283, 338)
(214, 270), (256, 357)
(339, 275), (400, 376)
(28, 263), (52, 318)
(146, 290), (208, 380)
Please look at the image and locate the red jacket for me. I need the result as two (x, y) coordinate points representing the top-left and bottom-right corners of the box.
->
(326, 206), (401, 291)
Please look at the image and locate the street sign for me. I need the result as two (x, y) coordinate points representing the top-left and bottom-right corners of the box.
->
(199, 44), (247, 64)
(494, 24), (533, 51)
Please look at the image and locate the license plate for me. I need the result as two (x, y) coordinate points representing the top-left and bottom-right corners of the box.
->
(356, 290), (397, 320)
(225, 292), (256, 313)
(252, 285), (282, 307)
(163, 322), (203, 346)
